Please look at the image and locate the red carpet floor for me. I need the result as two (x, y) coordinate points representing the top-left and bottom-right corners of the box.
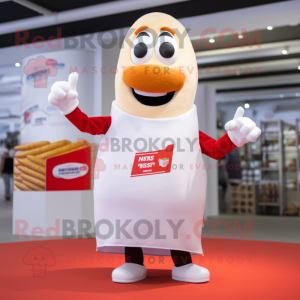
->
(0, 238), (299, 300)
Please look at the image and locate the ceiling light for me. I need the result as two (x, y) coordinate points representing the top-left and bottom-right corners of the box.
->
(238, 35), (243, 39)
(244, 103), (250, 109)
(282, 49), (288, 55)
(298, 65), (300, 70)
(15, 63), (20, 67)
(209, 38), (215, 43)
(267, 26), (273, 30)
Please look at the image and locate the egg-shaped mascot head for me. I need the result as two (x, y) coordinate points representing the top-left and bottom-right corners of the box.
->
(115, 12), (198, 119)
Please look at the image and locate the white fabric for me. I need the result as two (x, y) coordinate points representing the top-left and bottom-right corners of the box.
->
(112, 263), (147, 283)
(48, 73), (79, 115)
(172, 263), (210, 283)
(94, 101), (207, 256)
(225, 107), (261, 147)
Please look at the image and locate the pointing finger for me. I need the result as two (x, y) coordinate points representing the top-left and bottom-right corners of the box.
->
(225, 120), (238, 131)
(247, 127), (261, 142)
(240, 121), (256, 136)
(51, 84), (67, 100)
(55, 81), (71, 92)
(66, 90), (78, 101)
(48, 92), (59, 106)
(233, 107), (244, 120)
(236, 117), (253, 129)
(68, 72), (78, 91)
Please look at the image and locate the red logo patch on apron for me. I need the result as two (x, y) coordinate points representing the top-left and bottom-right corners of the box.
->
(131, 144), (174, 177)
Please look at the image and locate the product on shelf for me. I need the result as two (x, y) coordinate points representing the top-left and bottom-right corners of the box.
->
(259, 184), (269, 203)
(231, 183), (256, 214)
(286, 139), (296, 146)
(284, 203), (299, 215)
(286, 179), (297, 189)
(285, 159), (297, 171)
(259, 180), (279, 203)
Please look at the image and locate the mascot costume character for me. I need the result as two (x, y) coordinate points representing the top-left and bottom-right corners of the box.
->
(48, 13), (261, 283)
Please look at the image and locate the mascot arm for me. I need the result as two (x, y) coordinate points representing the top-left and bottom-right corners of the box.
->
(199, 131), (236, 160)
(48, 72), (111, 135)
(65, 107), (112, 135)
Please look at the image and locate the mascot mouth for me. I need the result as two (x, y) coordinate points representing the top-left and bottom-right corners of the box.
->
(132, 89), (175, 106)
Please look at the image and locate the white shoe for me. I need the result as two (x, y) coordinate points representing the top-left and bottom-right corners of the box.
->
(112, 263), (147, 283)
(172, 263), (210, 283)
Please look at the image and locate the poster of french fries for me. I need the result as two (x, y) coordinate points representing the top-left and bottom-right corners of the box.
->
(13, 140), (91, 191)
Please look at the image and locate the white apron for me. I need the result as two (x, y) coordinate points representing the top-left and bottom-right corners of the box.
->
(94, 101), (207, 256)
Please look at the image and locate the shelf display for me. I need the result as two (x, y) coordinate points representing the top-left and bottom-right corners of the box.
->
(259, 121), (284, 215)
(231, 184), (256, 215)
(259, 180), (279, 204)
(259, 120), (300, 216)
(295, 119), (300, 216)
(283, 124), (299, 216)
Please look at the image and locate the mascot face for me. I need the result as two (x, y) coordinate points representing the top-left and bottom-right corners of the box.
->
(115, 13), (198, 119)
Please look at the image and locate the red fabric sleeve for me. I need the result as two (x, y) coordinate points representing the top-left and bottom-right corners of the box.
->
(199, 131), (236, 160)
(65, 107), (111, 135)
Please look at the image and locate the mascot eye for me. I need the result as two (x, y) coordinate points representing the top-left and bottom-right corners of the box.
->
(159, 42), (174, 58)
(134, 43), (147, 58)
(155, 31), (178, 65)
(131, 31), (153, 65)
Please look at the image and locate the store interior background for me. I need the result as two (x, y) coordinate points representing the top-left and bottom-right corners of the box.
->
(0, 0), (299, 243)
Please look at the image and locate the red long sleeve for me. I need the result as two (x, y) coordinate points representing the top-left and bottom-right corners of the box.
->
(199, 131), (236, 160)
(65, 107), (111, 135)
(65, 108), (235, 158)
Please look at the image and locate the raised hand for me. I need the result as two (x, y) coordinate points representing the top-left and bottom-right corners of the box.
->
(48, 72), (79, 115)
(225, 107), (261, 147)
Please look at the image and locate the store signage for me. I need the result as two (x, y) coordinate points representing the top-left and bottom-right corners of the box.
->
(131, 144), (174, 177)
(52, 163), (89, 179)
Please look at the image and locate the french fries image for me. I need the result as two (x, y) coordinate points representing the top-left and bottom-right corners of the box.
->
(37, 140), (88, 159)
(22, 180), (45, 191)
(16, 158), (45, 175)
(27, 156), (46, 167)
(15, 181), (32, 191)
(14, 170), (21, 176)
(15, 140), (71, 158)
(20, 174), (45, 189)
(55, 144), (90, 157)
(18, 166), (45, 181)
(14, 141), (50, 151)
(13, 139), (90, 191)
(14, 175), (22, 182)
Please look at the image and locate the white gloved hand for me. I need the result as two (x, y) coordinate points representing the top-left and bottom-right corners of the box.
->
(48, 72), (79, 115)
(225, 107), (261, 147)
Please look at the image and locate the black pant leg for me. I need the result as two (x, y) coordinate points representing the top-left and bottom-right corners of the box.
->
(171, 250), (192, 267)
(125, 247), (144, 265)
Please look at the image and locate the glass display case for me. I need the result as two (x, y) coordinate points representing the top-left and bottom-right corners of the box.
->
(283, 122), (299, 216)
(258, 120), (300, 216)
(259, 120), (284, 215)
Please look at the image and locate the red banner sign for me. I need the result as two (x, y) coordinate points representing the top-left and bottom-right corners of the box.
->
(131, 144), (174, 177)
(46, 146), (91, 191)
